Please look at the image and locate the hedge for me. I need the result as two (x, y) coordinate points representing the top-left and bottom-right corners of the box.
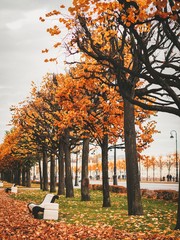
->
(90, 184), (178, 201)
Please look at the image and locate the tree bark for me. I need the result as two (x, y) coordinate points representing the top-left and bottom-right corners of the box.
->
(64, 128), (74, 198)
(13, 162), (20, 185)
(174, 174), (180, 229)
(81, 137), (90, 201)
(58, 138), (65, 195)
(50, 153), (56, 192)
(124, 98), (143, 215)
(17, 163), (21, 185)
(26, 167), (31, 187)
(22, 166), (26, 186)
(101, 134), (111, 207)
(37, 153), (43, 190)
(42, 148), (49, 191)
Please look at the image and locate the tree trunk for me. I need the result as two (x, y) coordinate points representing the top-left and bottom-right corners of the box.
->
(146, 167), (149, 181)
(160, 167), (162, 181)
(124, 98), (143, 215)
(17, 163), (21, 185)
(37, 153), (43, 190)
(7, 171), (12, 183)
(50, 153), (56, 192)
(58, 138), (65, 195)
(64, 128), (74, 198)
(13, 163), (19, 185)
(101, 134), (111, 207)
(11, 171), (14, 183)
(3, 170), (10, 182)
(153, 166), (155, 182)
(42, 148), (49, 191)
(26, 167), (31, 187)
(174, 174), (180, 229)
(81, 137), (90, 201)
(22, 166), (26, 186)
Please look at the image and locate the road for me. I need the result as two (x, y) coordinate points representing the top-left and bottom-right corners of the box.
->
(88, 180), (179, 191)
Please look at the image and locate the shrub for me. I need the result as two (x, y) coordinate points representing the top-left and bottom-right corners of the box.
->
(91, 184), (178, 201)
(109, 185), (127, 193)
(155, 190), (178, 201)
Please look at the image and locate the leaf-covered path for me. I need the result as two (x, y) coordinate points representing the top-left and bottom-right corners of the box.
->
(0, 190), (178, 239)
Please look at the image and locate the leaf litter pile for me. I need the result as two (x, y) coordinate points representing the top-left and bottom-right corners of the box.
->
(0, 190), (178, 240)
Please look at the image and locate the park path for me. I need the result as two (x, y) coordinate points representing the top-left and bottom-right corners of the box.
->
(0, 189), (177, 240)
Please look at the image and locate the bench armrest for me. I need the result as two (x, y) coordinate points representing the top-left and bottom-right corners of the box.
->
(44, 203), (59, 210)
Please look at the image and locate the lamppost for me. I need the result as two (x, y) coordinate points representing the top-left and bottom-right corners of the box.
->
(75, 150), (80, 186)
(109, 143), (125, 185)
(170, 130), (178, 182)
(109, 145), (117, 185)
(113, 145), (118, 185)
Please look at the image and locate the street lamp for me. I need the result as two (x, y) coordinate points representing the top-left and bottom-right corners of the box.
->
(170, 130), (178, 182)
(113, 145), (118, 185)
(74, 151), (80, 186)
(109, 145), (117, 185)
(109, 143), (125, 185)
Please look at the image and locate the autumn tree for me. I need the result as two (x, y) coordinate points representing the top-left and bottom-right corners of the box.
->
(55, 64), (125, 207)
(27, 77), (75, 196)
(142, 155), (153, 181)
(54, 71), (92, 199)
(166, 154), (175, 179)
(0, 129), (20, 183)
(65, 1), (156, 215)
(156, 155), (165, 181)
(113, 0), (180, 117)
(30, 76), (66, 194)
(11, 132), (38, 187)
(10, 80), (62, 192)
(151, 156), (157, 182)
(114, 0), (180, 227)
(0, 127), (38, 187)
(12, 100), (50, 191)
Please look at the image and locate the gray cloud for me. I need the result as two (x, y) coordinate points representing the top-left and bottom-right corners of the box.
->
(0, 0), (70, 141)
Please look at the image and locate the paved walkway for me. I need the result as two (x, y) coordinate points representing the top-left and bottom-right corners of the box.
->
(0, 189), (177, 239)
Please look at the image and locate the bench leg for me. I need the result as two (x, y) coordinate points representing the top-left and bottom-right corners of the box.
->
(5, 188), (11, 193)
(32, 206), (44, 219)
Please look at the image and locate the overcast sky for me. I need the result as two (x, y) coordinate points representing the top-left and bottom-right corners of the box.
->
(0, 0), (179, 157)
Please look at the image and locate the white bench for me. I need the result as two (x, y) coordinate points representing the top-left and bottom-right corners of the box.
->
(28, 193), (59, 219)
(5, 184), (17, 193)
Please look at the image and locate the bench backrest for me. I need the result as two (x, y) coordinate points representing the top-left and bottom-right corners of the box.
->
(40, 194), (57, 207)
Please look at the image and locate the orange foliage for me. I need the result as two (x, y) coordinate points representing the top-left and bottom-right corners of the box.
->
(41, 0), (179, 66)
